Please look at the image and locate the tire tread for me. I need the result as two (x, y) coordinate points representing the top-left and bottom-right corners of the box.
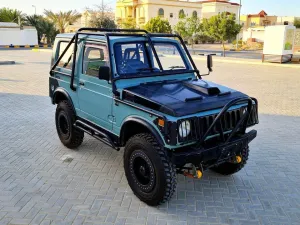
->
(124, 133), (177, 205)
(56, 100), (84, 149)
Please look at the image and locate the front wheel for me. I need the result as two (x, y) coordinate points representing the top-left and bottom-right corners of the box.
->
(210, 146), (249, 175)
(124, 133), (177, 206)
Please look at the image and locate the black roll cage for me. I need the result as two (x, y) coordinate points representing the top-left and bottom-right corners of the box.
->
(49, 27), (201, 93)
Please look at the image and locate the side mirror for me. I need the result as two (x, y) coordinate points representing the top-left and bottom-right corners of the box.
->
(207, 55), (213, 72)
(98, 66), (110, 81)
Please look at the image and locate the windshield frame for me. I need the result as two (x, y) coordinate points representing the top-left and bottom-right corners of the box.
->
(112, 40), (194, 80)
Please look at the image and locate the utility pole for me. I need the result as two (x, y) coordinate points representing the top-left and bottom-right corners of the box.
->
(32, 5), (36, 15)
(236, 0), (242, 50)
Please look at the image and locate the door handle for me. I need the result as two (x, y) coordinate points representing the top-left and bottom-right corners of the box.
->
(79, 81), (85, 86)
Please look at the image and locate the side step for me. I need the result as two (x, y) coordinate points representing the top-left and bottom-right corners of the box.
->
(74, 120), (120, 151)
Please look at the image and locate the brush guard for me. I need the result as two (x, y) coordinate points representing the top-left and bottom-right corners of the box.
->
(174, 97), (258, 173)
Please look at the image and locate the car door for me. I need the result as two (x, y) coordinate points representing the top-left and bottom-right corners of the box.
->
(77, 43), (113, 132)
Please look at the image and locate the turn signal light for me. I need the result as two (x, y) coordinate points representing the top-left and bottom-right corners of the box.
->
(158, 119), (165, 127)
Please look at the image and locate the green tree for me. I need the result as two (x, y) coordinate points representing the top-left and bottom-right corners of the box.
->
(44, 10), (81, 33)
(87, 4), (117, 29)
(120, 17), (136, 29)
(144, 16), (172, 33)
(174, 16), (201, 52)
(25, 15), (43, 42)
(192, 11), (197, 18)
(40, 20), (59, 44)
(0, 7), (26, 25)
(202, 12), (242, 57)
(89, 15), (116, 29)
(25, 15), (58, 44)
(294, 18), (300, 28)
(179, 9), (185, 19)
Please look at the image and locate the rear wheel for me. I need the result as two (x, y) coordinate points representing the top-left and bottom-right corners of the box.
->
(124, 133), (177, 206)
(55, 100), (84, 149)
(211, 146), (249, 175)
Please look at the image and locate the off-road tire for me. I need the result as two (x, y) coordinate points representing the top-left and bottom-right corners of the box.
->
(55, 100), (84, 149)
(124, 133), (177, 206)
(211, 146), (249, 175)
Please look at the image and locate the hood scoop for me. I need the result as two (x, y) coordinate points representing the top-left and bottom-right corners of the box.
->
(183, 80), (220, 96)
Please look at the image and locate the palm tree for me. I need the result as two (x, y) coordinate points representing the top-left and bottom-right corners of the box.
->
(25, 15), (43, 42)
(39, 20), (59, 44)
(25, 15), (59, 44)
(44, 10), (81, 33)
(0, 7), (26, 25)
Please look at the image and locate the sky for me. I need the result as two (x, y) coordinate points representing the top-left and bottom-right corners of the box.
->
(2, 0), (300, 17)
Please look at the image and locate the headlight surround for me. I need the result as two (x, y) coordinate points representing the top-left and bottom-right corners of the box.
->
(178, 120), (191, 138)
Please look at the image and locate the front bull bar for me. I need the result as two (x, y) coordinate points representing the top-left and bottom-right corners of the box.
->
(172, 97), (257, 168)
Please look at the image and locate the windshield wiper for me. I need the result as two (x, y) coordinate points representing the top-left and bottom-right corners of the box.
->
(169, 66), (186, 70)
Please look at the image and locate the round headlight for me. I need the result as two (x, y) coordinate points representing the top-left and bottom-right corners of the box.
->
(178, 121), (191, 138)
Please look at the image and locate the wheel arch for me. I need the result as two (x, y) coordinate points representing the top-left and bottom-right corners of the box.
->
(52, 88), (76, 113)
(120, 116), (165, 147)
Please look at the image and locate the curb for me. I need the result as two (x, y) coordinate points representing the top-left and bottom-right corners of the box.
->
(0, 61), (16, 65)
(0, 44), (52, 49)
(195, 57), (300, 68)
(32, 49), (52, 53)
(163, 54), (300, 69)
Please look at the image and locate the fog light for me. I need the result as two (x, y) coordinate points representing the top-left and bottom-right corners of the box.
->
(236, 156), (242, 163)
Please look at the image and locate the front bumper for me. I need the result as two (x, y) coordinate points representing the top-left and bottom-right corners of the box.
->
(172, 129), (257, 168)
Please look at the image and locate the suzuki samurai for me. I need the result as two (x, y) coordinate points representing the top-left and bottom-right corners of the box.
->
(49, 28), (258, 206)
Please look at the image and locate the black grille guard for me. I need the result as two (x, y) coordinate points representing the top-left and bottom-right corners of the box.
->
(196, 96), (255, 146)
(170, 97), (257, 167)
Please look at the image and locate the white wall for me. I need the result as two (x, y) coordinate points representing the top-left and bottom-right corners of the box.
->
(276, 16), (296, 25)
(0, 28), (38, 46)
(243, 29), (265, 42)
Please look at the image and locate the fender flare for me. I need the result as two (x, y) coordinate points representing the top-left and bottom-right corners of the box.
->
(120, 116), (165, 146)
(52, 87), (76, 113)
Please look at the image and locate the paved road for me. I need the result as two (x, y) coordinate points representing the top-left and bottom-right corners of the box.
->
(0, 50), (300, 225)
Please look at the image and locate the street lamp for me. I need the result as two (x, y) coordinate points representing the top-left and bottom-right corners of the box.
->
(236, 0), (242, 49)
(32, 5), (36, 15)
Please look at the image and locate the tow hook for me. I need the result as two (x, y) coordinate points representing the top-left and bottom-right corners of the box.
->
(183, 165), (203, 179)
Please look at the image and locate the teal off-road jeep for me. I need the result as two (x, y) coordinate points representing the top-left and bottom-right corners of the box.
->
(49, 28), (258, 206)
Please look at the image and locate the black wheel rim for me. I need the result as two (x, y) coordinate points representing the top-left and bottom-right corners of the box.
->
(58, 113), (70, 137)
(129, 150), (155, 193)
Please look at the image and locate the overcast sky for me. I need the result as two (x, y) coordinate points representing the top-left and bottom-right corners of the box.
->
(2, 0), (300, 17)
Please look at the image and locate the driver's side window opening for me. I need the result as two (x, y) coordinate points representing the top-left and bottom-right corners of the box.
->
(57, 41), (74, 70)
(82, 45), (109, 77)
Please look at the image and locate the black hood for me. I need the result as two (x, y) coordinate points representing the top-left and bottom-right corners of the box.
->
(123, 79), (248, 117)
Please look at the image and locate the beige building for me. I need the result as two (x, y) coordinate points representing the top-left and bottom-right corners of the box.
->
(240, 10), (300, 29)
(115, 0), (240, 27)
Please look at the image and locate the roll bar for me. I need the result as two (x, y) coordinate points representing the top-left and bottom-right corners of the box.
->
(49, 28), (201, 93)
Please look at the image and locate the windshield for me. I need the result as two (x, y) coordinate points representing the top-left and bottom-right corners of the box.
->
(114, 41), (189, 76)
